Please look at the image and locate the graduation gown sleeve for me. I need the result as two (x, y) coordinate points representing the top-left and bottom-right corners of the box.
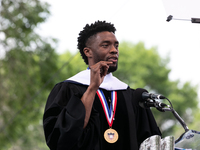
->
(43, 82), (101, 150)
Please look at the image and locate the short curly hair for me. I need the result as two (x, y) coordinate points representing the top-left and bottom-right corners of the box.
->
(77, 20), (116, 65)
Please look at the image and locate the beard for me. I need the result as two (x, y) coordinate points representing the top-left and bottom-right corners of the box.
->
(108, 63), (118, 73)
(93, 54), (118, 73)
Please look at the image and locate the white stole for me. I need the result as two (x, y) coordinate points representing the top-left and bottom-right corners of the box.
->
(66, 69), (128, 91)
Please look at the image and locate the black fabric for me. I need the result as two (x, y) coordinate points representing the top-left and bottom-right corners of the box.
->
(43, 81), (161, 150)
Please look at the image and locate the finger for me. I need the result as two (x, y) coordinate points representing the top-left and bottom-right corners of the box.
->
(99, 62), (112, 76)
(90, 61), (113, 75)
(100, 66), (108, 77)
(99, 61), (113, 68)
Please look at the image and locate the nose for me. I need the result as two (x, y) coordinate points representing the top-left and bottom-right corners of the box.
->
(110, 45), (118, 54)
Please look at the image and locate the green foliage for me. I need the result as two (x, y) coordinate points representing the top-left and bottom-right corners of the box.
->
(0, 0), (58, 149)
(1, 0), (50, 48)
(58, 51), (88, 80)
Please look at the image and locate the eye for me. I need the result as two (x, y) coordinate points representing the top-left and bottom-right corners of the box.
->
(102, 44), (109, 48)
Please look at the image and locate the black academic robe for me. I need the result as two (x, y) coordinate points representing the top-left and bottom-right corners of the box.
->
(43, 81), (161, 150)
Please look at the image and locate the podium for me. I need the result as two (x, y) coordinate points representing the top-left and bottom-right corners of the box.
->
(139, 135), (174, 150)
(139, 130), (200, 150)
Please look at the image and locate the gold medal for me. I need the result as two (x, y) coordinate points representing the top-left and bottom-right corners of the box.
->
(104, 128), (119, 143)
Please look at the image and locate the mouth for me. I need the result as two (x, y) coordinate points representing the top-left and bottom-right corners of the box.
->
(108, 56), (118, 63)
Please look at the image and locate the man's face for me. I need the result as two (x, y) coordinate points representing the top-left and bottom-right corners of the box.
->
(88, 31), (119, 72)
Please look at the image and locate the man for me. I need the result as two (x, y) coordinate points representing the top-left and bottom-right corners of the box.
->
(43, 21), (161, 150)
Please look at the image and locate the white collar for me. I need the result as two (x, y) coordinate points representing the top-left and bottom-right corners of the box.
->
(66, 69), (128, 91)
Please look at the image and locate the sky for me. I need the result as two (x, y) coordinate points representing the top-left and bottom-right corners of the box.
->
(38, 0), (200, 98)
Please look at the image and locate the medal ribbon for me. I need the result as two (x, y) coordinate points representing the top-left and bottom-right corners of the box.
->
(96, 89), (117, 127)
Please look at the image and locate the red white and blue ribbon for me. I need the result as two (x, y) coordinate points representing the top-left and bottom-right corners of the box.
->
(96, 89), (117, 127)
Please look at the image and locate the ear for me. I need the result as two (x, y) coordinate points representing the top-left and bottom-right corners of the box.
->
(83, 47), (92, 58)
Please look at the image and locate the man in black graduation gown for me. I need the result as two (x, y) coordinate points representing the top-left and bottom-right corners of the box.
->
(43, 20), (162, 150)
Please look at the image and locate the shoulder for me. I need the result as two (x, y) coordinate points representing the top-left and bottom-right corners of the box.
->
(121, 86), (135, 94)
(48, 81), (88, 102)
(121, 87), (141, 106)
(52, 80), (87, 92)
(45, 81), (88, 109)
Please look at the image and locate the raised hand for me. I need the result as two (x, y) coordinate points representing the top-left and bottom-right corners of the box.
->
(89, 61), (113, 90)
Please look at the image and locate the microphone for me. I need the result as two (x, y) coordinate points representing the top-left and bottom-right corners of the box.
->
(134, 88), (167, 109)
(143, 100), (167, 108)
(142, 92), (166, 100)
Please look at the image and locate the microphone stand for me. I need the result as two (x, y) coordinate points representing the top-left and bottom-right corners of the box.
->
(146, 97), (200, 148)
(155, 103), (190, 144)
(161, 106), (189, 133)
(142, 98), (189, 132)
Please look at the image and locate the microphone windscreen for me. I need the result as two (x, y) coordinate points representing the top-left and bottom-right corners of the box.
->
(134, 88), (148, 102)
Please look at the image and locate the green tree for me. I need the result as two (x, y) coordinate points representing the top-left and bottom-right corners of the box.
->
(0, 0), (59, 149)
(58, 51), (87, 80)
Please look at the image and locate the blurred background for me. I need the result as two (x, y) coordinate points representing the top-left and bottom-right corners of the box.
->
(0, 0), (200, 149)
